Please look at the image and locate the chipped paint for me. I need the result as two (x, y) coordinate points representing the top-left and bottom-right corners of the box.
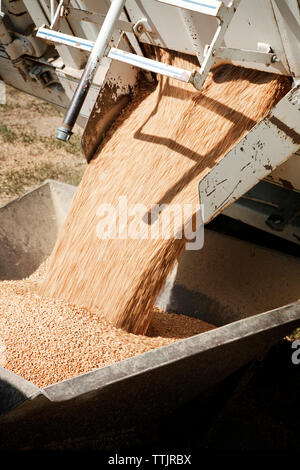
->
(82, 80), (136, 162)
(269, 115), (300, 145)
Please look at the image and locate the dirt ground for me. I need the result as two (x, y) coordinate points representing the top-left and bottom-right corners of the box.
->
(0, 85), (87, 208)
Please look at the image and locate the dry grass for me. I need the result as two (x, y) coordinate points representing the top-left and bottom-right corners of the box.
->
(0, 163), (84, 196)
(0, 85), (87, 206)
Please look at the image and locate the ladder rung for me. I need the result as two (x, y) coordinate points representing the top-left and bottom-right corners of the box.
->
(37, 27), (94, 52)
(108, 48), (192, 82)
(36, 28), (193, 83)
(156, 0), (224, 16)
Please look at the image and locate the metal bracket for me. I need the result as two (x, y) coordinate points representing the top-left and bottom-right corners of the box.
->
(214, 47), (279, 65)
(133, 18), (151, 36)
(49, 0), (64, 30)
(190, 0), (241, 90)
(28, 64), (59, 88)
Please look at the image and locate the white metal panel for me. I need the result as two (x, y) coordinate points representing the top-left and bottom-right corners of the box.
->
(199, 85), (300, 224)
(20, 0), (300, 76)
(126, 0), (291, 74)
(224, 0), (290, 73)
(271, 0), (300, 78)
(126, 0), (216, 59)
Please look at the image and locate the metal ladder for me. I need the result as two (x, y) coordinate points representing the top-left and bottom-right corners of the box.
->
(38, 0), (241, 141)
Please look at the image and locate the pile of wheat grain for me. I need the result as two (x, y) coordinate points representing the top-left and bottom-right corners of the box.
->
(40, 50), (290, 335)
(0, 263), (214, 387)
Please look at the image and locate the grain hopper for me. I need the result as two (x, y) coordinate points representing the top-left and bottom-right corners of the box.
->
(0, 180), (299, 449)
(0, 0), (299, 448)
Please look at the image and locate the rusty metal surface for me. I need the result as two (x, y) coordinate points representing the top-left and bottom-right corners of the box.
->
(81, 79), (133, 162)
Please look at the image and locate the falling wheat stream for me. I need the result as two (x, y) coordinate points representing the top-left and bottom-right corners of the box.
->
(39, 50), (290, 335)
